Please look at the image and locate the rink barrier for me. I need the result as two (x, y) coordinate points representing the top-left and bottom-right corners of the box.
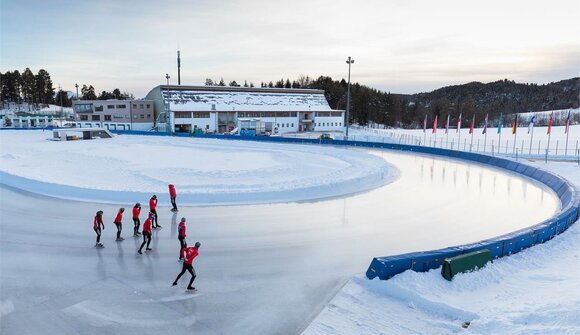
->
(2, 129), (577, 279)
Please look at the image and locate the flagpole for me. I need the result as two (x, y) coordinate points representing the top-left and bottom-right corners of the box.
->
(513, 115), (518, 154)
(470, 115), (475, 152)
(529, 122), (534, 155)
(458, 113), (461, 151)
(497, 113), (502, 155)
(565, 112), (570, 156)
(483, 114), (488, 153)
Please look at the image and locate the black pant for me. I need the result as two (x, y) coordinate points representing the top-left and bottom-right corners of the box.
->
(139, 232), (151, 252)
(171, 197), (177, 211)
(133, 218), (140, 235)
(150, 209), (158, 227)
(174, 263), (196, 288)
(178, 235), (187, 259)
(94, 227), (101, 243)
(115, 222), (122, 239)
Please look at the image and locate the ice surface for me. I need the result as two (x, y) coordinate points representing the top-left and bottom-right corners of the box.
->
(0, 142), (560, 334)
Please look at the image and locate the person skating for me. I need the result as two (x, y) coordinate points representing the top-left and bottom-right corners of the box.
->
(113, 207), (125, 241)
(169, 184), (178, 212)
(178, 217), (187, 261)
(93, 210), (104, 247)
(172, 242), (201, 291)
(149, 195), (161, 229)
(132, 203), (141, 237)
(138, 213), (153, 254)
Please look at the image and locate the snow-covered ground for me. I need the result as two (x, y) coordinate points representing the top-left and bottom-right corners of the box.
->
(0, 130), (564, 334)
(0, 130), (395, 205)
(302, 154), (579, 335)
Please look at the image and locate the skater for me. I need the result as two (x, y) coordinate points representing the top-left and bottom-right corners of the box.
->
(138, 213), (153, 254)
(113, 208), (125, 241)
(93, 210), (104, 247)
(178, 217), (187, 261)
(149, 195), (160, 229)
(172, 242), (201, 291)
(169, 184), (178, 212)
(132, 203), (141, 237)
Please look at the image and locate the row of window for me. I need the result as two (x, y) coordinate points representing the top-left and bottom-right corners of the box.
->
(79, 114), (151, 121)
(237, 112), (299, 118)
(316, 112), (343, 117)
(277, 123), (294, 128)
(317, 122), (342, 127)
(174, 112), (211, 119)
(75, 103), (151, 112)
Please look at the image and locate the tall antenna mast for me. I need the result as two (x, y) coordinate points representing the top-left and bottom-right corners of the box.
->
(177, 50), (181, 85)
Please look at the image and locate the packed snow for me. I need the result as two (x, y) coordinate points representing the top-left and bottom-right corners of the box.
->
(302, 150), (580, 335)
(0, 130), (395, 205)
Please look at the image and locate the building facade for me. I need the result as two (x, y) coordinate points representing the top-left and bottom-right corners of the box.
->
(144, 85), (344, 134)
(72, 100), (155, 131)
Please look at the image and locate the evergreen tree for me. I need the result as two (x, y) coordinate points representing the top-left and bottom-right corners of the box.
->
(218, 78), (226, 86)
(228, 80), (239, 87)
(205, 78), (214, 86)
(243, 80), (249, 87)
(275, 78), (284, 88)
(268, 81), (274, 88)
(55, 89), (72, 107)
(81, 85), (97, 100)
(20, 68), (35, 103)
(285, 79), (291, 88)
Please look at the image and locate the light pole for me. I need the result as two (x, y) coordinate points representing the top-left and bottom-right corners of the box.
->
(166, 73), (170, 85)
(75, 83), (79, 100)
(345, 56), (354, 138)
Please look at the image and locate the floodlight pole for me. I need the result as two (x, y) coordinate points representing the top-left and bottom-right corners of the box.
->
(166, 74), (170, 85)
(345, 56), (354, 138)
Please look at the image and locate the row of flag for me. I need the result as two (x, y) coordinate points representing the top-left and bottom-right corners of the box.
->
(423, 111), (571, 135)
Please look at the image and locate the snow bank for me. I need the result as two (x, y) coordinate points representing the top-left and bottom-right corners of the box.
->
(302, 161), (580, 335)
(0, 130), (396, 205)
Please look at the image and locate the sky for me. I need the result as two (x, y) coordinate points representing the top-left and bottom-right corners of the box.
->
(1, 0), (579, 98)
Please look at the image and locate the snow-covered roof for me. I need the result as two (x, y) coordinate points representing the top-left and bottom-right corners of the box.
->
(159, 85), (334, 112)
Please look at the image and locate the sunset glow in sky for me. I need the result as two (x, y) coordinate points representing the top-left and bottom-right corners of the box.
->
(1, 0), (579, 97)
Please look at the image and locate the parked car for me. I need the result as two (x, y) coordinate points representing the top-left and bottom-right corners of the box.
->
(319, 133), (334, 140)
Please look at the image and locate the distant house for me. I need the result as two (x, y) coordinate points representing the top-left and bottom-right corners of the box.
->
(71, 100), (154, 131)
(144, 85), (345, 134)
(8, 112), (63, 128)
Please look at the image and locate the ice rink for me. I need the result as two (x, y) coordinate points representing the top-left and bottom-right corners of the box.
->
(0, 148), (560, 335)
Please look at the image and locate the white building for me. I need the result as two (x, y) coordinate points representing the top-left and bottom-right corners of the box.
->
(71, 100), (155, 131)
(144, 85), (345, 134)
(7, 112), (66, 128)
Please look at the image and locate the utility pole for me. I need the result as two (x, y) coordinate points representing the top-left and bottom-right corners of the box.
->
(166, 74), (170, 85)
(177, 50), (181, 85)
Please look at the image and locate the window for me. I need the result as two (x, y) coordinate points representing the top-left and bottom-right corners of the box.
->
(192, 112), (210, 118)
(95, 106), (104, 112)
(291, 123), (294, 127)
(73, 104), (93, 113)
(331, 112), (343, 117)
(175, 112), (191, 118)
(107, 105), (115, 109)
(92, 115), (100, 121)
(117, 104), (126, 109)
(105, 115), (112, 121)
(140, 104), (144, 108)
(125, 115), (130, 119)
(140, 114), (145, 119)
(113, 115), (124, 119)
(339, 122), (342, 126)
(133, 104), (137, 108)
(277, 124), (280, 127)
(133, 115), (138, 119)
(286, 123), (289, 127)
(147, 114), (151, 119)
(146, 104), (150, 108)
(80, 115), (88, 121)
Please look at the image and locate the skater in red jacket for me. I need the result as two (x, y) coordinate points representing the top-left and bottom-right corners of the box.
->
(168, 184), (178, 212)
(178, 217), (187, 261)
(132, 203), (141, 237)
(93, 210), (104, 247)
(138, 213), (154, 254)
(172, 242), (200, 290)
(113, 208), (125, 241)
(149, 195), (160, 229)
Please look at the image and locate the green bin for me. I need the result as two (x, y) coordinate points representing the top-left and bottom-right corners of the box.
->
(441, 249), (491, 281)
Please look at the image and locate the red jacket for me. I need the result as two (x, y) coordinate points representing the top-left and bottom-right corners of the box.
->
(93, 215), (103, 229)
(143, 218), (152, 233)
(149, 197), (157, 210)
(114, 211), (123, 224)
(132, 207), (140, 219)
(169, 184), (177, 198)
(178, 222), (186, 237)
(184, 247), (199, 265)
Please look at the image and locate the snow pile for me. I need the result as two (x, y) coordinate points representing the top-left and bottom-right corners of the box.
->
(302, 161), (580, 335)
(0, 130), (396, 205)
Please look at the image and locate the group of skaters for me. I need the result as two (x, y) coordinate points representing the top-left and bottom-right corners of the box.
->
(92, 183), (201, 291)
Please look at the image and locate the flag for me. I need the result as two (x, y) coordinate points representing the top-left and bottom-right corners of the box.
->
(497, 112), (503, 134)
(511, 114), (518, 134)
(457, 113), (462, 133)
(445, 115), (450, 134)
(469, 115), (475, 134)
(528, 115), (536, 134)
(564, 111), (570, 134)
(547, 112), (553, 135)
(423, 114), (427, 133)
(482, 113), (488, 134)
(432, 115), (438, 134)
